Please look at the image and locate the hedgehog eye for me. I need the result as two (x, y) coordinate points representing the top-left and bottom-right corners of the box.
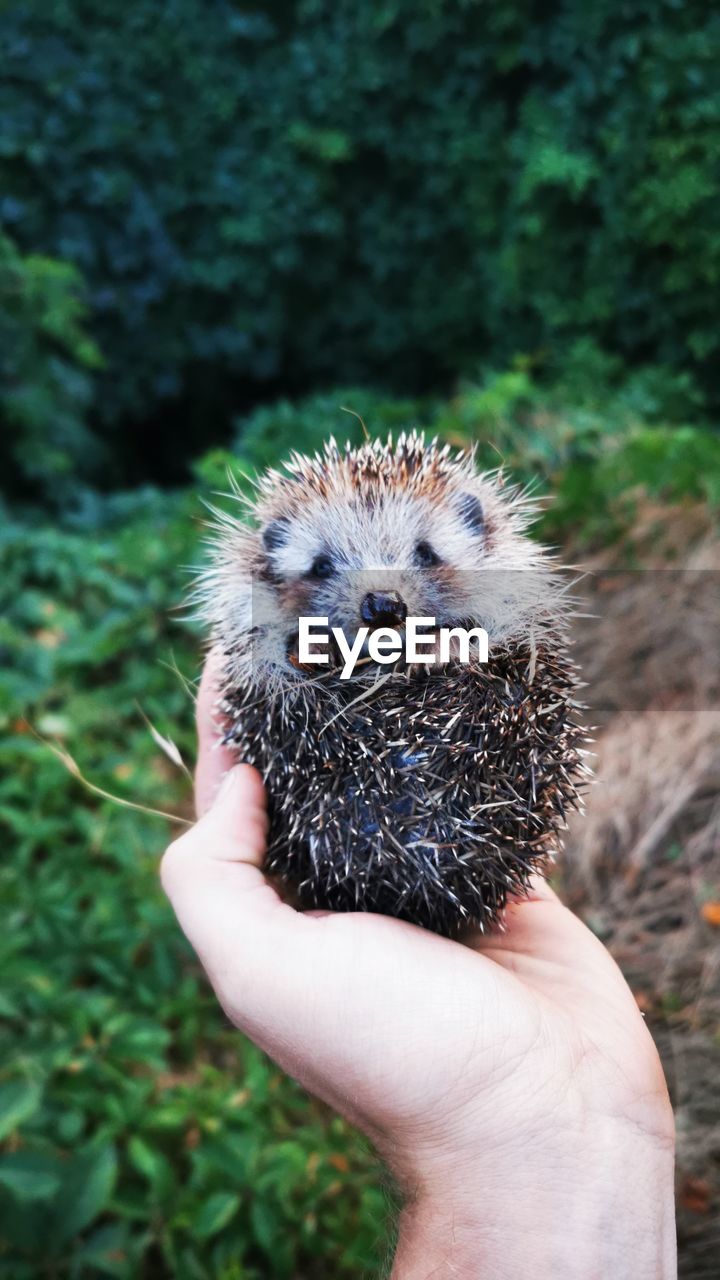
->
(308, 553), (335, 580)
(415, 540), (442, 568)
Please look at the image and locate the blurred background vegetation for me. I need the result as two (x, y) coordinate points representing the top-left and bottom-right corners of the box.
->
(1, 2), (719, 1277)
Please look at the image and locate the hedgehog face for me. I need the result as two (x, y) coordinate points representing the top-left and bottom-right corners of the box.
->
(201, 435), (556, 688)
(259, 487), (494, 640)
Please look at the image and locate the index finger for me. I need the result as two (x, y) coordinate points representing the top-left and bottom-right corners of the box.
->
(195, 647), (238, 817)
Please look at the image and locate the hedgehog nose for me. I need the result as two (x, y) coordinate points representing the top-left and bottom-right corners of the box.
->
(360, 590), (408, 628)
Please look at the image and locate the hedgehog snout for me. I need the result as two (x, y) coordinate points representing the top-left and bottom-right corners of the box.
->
(360, 590), (408, 630)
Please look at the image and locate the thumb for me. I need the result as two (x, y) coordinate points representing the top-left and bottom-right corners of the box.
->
(161, 764), (336, 1051)
(160, 764), (294, 981)
(182, 762), (269, 868)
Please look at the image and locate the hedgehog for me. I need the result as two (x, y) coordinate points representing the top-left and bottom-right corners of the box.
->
(198, 432), (587, 936)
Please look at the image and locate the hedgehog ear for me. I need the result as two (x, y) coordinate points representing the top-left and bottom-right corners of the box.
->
(456, 492), (485, 536)
(262, 517), (291, 554)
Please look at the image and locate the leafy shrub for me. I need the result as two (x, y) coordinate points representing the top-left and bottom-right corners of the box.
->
(1, 1), (719, 491)
(233, 388), (435, 476)
(0, 502), (386, 1279)
(0, 232), (102, 502)
(230, 377), (720, 545)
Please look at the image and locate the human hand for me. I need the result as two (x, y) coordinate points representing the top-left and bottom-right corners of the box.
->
(162, 651), (677, 1279)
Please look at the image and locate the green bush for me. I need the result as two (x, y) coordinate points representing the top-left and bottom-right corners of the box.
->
(441, 366), (720, 532)
(228, 377), (720, 544)
(2, 1), (719, 491)
(0, 500), (386, 1279)
(0, 232), (102, 502)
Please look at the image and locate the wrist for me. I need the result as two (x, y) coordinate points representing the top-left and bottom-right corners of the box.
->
(390, 1114), (676, 1280)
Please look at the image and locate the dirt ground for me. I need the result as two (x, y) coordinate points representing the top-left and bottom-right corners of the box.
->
(559, 507), (720, 1277)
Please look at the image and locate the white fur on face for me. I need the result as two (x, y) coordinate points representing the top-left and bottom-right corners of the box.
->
(199, 448), (565, 691)
(268, 481), (538, 578)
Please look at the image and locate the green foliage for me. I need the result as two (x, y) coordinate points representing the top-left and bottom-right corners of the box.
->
(233, 389), (434, 477)
(0, 232), (102, 501)
(2, 2), (719, 493)
(0, 497), (386, 1278)
(230, 375), (720, 544)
